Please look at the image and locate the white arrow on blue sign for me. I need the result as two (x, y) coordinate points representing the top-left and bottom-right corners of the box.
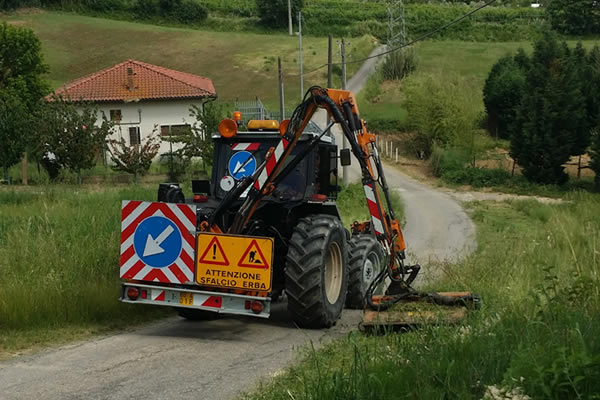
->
(133, 216), (182, 268)
(228, 151), (257, 180)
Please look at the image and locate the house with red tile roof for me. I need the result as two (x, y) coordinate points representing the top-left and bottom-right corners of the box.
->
(50, 59), (217, 156)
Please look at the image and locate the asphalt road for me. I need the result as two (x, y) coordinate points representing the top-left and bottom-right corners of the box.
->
(0, 45), (475, 400)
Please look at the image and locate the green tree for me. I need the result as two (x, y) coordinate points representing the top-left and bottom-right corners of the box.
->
(0, 23), (49, 109)
(255, 0), (303, 27)
(0, 23), (49, 182)
(483, 54), (527, 140)
(173, 101), (226, 169)
(569, 42), (594, 156)
(510, 32), (586, 185)
(0, 87), (28, 182)
(39, 96), (113, 183)
(547, 0), (600, 35)
(588, 46), (600, 188)
(108, 128), (161, 183)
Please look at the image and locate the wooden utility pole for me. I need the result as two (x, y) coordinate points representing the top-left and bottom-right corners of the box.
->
(278, 57), (285, 120)
(288, 0), (293, 35)
(298, 11), (303, 100)
(341, 38), (348, 186)
(327, 35), (333, 88)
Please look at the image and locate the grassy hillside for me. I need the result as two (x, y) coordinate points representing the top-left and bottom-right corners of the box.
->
(1, 10), (375, 111)
(359, 39), (600, 129)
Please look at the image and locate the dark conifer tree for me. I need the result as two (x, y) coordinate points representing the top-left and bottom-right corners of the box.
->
(510, 32), (585, 185)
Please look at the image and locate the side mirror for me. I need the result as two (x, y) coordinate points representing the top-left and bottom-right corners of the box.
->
(340, 148), (352, 167)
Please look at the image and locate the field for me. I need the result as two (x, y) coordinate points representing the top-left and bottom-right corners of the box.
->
(243, 194), (600, 399)
(1, 10), (375, 111)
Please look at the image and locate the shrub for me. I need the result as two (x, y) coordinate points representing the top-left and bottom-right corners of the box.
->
(171, 0), (207, 24)
(403, 73), (478, 157)
(442, 166), (511, 187)
(255, 0), (303, 27)
(159, 151), (189, 182)
(380, 47), (418, 81)
(132, 0), (157, 19)
(82, 0), (126, 12)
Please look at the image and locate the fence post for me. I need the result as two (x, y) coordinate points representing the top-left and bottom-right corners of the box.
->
(395, 148), (398, 163)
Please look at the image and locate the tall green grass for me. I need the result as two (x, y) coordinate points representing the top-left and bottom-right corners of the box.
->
(0, 183), (382, 354)
(243, 193), (600, 399)
(337, 182), (404, 228)
(0, 185), (168, 354)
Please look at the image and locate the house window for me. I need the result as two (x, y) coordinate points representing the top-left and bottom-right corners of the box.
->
(160, 124), (191, 137)
(129, 127), (141, 145)
(110, 109), (122, 122)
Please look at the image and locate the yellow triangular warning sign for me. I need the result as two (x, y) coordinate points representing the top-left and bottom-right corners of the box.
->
(198, 236), (230, 266)
(238, 239), (269, 269)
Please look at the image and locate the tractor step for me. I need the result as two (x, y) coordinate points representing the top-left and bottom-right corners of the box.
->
(361, 292), (479, 330)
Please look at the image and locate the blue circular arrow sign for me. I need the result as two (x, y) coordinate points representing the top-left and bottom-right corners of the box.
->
(228, 151), (256, 180)
(133, 216), (182, 268)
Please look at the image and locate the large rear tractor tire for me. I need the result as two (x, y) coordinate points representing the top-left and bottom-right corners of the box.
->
(285, 214), (348, 328)
(345, 234), (386, 309)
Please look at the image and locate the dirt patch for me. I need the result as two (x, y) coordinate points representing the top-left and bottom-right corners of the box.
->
(449, 191), (565, 205)
(476, 148), (594, 178)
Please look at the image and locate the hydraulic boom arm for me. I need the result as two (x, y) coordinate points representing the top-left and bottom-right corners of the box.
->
(219, 87), (414, 290)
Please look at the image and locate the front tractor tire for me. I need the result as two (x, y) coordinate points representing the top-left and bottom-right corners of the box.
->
(285, 214), (348, 328)
(345, 234), (385, 309)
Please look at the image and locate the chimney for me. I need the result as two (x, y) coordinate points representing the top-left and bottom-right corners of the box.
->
(127, 67), (135, 91)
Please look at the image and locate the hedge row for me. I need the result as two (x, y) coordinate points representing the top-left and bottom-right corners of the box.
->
(1, 0), (545, 41)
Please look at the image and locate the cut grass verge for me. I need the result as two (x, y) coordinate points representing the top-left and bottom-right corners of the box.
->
(242, 192), (600, 400)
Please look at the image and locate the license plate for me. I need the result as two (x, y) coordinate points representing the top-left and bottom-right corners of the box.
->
(179, 292), (194, 306)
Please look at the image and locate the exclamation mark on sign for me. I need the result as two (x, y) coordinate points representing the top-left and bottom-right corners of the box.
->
(212, 243), (217, 259)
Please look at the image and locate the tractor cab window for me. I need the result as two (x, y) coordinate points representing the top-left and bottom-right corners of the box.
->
(213, 138), (309, 202)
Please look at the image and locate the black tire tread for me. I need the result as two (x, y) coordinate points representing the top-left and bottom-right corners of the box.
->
(346, 234), (382, 309)
(285, 214), (348, 328)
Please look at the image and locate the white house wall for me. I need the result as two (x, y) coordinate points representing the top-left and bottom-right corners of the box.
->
(95, 99), (202, 158)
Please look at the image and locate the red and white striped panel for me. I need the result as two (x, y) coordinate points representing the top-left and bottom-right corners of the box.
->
(120, 201), (196, 284)
(253, 138), (289, 190)
(193, 294), (222, 308)
(151, 289), (165, 301)
(232, 142), (260, 151)
(363, 183), (385, 236)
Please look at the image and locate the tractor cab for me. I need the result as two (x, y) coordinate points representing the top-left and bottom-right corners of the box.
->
(209, 118), (340, 205)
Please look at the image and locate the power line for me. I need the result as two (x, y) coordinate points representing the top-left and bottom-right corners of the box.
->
(285, 0), (497, 78)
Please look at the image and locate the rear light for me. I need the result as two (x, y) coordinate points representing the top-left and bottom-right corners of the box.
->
(245, 300), (251, 310)
(219, 119), (238, 138)
(141, 290), (147, 299)
(250, 301), (264, 314)
(193, 194), (208, 203)
(311, 194), (327, 202)
(127, 287), (139, 300)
